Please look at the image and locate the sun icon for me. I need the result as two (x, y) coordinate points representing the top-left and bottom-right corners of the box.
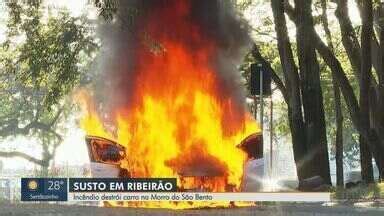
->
(27, 180), (38, 190)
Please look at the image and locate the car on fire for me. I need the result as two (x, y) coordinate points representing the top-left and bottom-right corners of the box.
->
(85, 133), (264, 192)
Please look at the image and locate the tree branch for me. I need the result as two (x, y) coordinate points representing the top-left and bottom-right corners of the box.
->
(0, 150), (44, 166)
(354, 0), (384, 79)
(334, 0), (362, 78)
(49, 106), (64, 127)
(314, 32), (362, 130)
(284, 0), (361, 129)
(0, 119), (63, 141)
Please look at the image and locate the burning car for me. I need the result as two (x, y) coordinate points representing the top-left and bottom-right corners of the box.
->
(77, 0), (264, 205)
(85, 132), (263, 192)
(86, 136), (129, 178)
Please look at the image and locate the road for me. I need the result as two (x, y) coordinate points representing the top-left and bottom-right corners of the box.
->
(1, 203), (384, 216)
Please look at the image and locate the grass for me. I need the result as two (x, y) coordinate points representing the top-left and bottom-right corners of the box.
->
(332, 183), (384, 200)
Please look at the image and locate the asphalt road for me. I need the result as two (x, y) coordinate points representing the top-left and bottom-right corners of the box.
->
(1, 203), (384, 216)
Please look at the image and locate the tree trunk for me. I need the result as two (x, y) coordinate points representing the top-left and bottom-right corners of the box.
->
(360, 136), (374, 182)
(380, 28), (384, 84)
(311, 23), (384, 183)
(331, 68), (344, 186)
(271, 0), (312, 181)
(40, 163), (49, 177)
(294, 1), (384, 181)
(321, 0), (344, 187)
(354, 0), (383, 76)
(335, 100), (344, 186)
(374, 3), (384, 180)
(314, 27), (384, 180)
(360, 0), (375, 183)
(334, 0), (362, 79)
(294, 0), (331, 184)
(380, 21), (384, 84)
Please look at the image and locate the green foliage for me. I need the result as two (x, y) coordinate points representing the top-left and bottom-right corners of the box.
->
(92, 0), (139, 26)
(2, 2), (98, 110)
(318, 33), (361, 168)
(333, 183), (384, 200)
(0, 1), (98, 166)
(235, 0), (254, 11)
(94, 0), (118, 21)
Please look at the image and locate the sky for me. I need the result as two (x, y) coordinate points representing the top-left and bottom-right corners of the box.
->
(0, 0), (363, 171)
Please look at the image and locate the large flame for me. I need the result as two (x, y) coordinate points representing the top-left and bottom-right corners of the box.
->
(77, 0), (260, 209)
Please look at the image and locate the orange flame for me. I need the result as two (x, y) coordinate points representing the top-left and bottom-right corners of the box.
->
(77, 0), (260, 209)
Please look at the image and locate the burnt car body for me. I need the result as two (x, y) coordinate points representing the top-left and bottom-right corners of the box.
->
(85, 133), (263, 191)
(86, 136), (129, 177)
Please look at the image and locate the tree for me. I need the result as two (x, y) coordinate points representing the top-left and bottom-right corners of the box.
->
(284, 0), (384, 180)
(360, 0), (374, 183)
(295, 0), (331, 184)
(248, 0), (384, 185)
(319, 0), (344, 187)
(0, 1), (98, 174)
(259, 0), (331, 185)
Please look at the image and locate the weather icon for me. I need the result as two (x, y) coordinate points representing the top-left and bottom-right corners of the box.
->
(27, 180), (38, 191)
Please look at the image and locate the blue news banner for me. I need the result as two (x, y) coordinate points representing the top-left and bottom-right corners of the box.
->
(21, 178), (177, 201)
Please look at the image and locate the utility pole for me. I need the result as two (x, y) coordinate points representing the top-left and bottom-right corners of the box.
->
(259, 64), (264, 132)
(253, 96), (258, 121)
(270, 94), (273, 178)
(258, 64), (268, 180)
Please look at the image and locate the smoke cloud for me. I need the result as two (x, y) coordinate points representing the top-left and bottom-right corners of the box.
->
(93, 0), (251, 126)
